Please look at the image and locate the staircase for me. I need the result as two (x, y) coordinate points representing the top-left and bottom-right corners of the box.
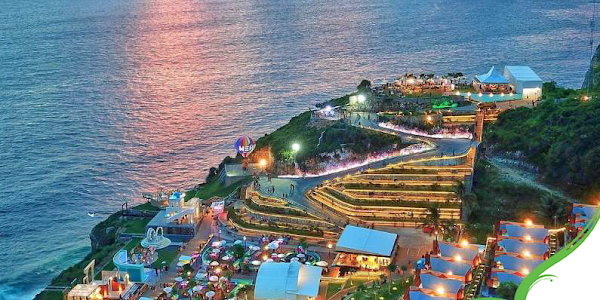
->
(464, 264), (486, 300)
(549, 231), (559, 256)
(474, 109), (485, 142)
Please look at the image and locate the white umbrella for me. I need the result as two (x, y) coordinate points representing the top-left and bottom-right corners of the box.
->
(211, 241), (221, 247)
(234, 240), (242, 244)
(251, 260), (261, 266)
(265, 258), (274, 263)
(195, 272), (207, 280)
(210, 261), (220, 267)
(212, 249), (221, 253)
(209, 275), (219, 282)
(206, 291), (216, 298)
(290, 257), (300, 262)
(177, 262), (185, 267)
(193, 285), (204, 292)
(277, 254), (285, 258)
(175, 276), (183, 282)
(296, 253), (305, 258)
(163, 287), (172, 293)
(222, 256), (231, 261)
(250, 245), (260, 251)
(267, 241), (280, 250)
(316, 261), (329, 267)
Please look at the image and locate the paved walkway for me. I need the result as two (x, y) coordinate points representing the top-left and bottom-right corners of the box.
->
(253, 113), (473, 226)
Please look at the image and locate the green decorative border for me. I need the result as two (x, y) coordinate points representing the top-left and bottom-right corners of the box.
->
(473, 207), (600, 300)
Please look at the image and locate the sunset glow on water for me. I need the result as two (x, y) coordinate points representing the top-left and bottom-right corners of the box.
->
(0, 0), (596, 298)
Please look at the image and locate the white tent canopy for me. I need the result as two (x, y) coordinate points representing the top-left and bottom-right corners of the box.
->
(335, 225), (398, 257)
(254, 262), (322, 300)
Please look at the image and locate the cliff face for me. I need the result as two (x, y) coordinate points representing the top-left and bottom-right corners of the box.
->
(582, 44), (600, 89)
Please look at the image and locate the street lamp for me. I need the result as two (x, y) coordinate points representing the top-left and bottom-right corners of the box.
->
(292, 143), (301, 152)
(357, 94), (366, 103)
(258, 159), (267, 168)
(243, 236), (247, 248)
(327, 242), (333, 258)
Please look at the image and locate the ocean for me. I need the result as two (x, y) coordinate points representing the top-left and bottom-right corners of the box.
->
(0, 0), (596, 298)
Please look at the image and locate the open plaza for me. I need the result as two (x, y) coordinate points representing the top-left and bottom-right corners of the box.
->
(49, 67), (598, 300)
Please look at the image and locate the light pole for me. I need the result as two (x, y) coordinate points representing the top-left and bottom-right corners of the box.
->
(291, 143), (301, 169)
(243, 236), (247, 248)
(327, 242), (333, 259)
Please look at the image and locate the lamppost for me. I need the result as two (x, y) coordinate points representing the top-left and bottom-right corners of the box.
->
(243, 236), (247, 248)
(291, 143), (301, 169)
(327, 242), (333, 259)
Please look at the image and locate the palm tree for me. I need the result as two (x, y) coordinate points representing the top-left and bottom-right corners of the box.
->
(419, 206), (442, 242)
(535, 194), (567, 226)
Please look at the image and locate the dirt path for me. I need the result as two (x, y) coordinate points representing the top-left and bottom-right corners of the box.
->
(487, 156), (577, 202)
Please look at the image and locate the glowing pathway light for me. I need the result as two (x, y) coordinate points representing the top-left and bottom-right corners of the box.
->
(279, 143), (434, 178)
(292, 143), (301, 152)
(525, 219), (533, 227)
(522, 268), (530, 275)
(258, 159), (267, 168)
(436, 287), (445, 296)
(523, 250), (531, 258)
(460, 239), (469, 247)
(454, 254), (462, 262)
(357, 94), (366, 103)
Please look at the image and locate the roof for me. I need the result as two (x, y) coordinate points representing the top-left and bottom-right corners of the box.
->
(494, 254), (543, 272)
(420, 271), (464, 295)
(504, 66), (542, 82)
(475, 66), (509, 84)
(497, 238), (548, 256)
(498, 222), (548, 240)
(254, 262), (322, 300)
(430, 257), (472, 277)
(407, 287), (454, 300)
(490, 268), (526, 285)
(438, 242), (479, 262)
(335, 225), (398, 257)
(68, 284), (98, 297)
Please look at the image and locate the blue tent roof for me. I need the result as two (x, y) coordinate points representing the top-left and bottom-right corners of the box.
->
(475, 66), (509, 84)
(421, 273), (464, 294)
(430, 257), (472, 276)
(498, 239), (548, 256)
(495, 254), (543, 272)
(492, 271), (525, 285)
(499, 223), (548, 240)
(408, 290), (453, 300)
(439, 243), (479, 261)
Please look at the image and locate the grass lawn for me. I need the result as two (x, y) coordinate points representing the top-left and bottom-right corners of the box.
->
(123, 218), (151, 234)
(131, 202), (161, 212)
(349, 279), (406, 300)
(186, 177), (250, 201)
(152, 249), (179, 269)
(325, 282), (343, 299)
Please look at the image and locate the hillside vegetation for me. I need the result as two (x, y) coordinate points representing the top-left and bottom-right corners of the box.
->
(484, 81), (599, 199)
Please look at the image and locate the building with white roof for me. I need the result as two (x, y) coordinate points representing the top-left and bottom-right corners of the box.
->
(333, 225), (398, 270)
(503, 66), (543, 101)
(254, 261), (322, 300)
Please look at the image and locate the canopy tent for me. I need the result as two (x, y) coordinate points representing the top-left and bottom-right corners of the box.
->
(407, 286), (454, 300)
(254, 262), (322, 300)
(572, 204), (599, 229)
(490, 269), (526, 286)
(495, 254), (543, 272)
(335, 225), (398, 257)
(475, 66), (509, 84)
(503, 66), (542, 82)
(438, 242), (479, 262)
(497, 238), (548, 256)
(420, 272), (464, 295)
(498, 222), (548, 240)
(430, 257), (472, 277)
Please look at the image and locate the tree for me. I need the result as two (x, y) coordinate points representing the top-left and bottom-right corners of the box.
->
(419, 206), (443, 241)
(496, 281), (518, 300)
(535, 194), (567, 226)
(386, 264), (398, 293)
(231, 244), (245, 259)
(298, 237), (309, 252)
(357, 79), (372, 92)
